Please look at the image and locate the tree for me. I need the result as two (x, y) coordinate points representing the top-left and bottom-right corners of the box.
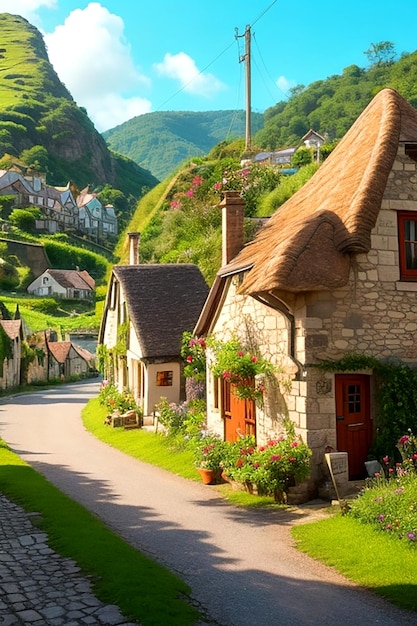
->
(9, 208), (41, 233)
(364, 41), (396, 67)
(20, 145), (50, 173)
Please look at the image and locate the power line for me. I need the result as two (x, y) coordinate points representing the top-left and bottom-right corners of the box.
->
(154, 0), (279, 112)
(251, 0), (279, 27)
(252, 32), (290, 101)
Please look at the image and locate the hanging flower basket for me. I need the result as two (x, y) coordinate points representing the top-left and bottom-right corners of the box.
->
(210, 338), (274, 402)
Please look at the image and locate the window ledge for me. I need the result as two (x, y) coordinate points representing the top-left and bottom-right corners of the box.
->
(396, 281), (417, 291)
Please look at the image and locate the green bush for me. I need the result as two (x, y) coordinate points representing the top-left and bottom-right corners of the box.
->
(346, 430), (417, 545)
(98, 382), (140, 415)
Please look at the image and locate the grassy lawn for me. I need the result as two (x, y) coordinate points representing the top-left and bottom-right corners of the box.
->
(2, 391), (417, 621)
(292, 514), (417, 612)
(0, 439), (200, 626)
(85, 397), (417, 614)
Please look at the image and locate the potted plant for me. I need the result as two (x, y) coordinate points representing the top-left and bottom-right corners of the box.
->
(193, 434), (226, 484)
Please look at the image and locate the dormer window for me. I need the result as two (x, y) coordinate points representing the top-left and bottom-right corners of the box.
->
(42, 276), (49, 285)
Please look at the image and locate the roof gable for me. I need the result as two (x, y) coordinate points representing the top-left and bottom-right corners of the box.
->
(113, 264), (209, 358)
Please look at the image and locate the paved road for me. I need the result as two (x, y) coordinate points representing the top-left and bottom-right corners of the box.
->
(0, 380), (415, 626)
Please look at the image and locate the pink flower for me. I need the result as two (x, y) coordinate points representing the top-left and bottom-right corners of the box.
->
(189, 339), (197, 346)
(251, 356), (258, 363)
(398, 435), (410, 446)
(383, 456), (389, 464)
(237, 350), (244, 357)
(170, 200), (182, 209)
(270, 455), (281, 462)
(186, 189), (194, 197)
(192, 176), (203, 186)
(213, 182), (222, 191)
(290, 441), (299, 448)
(198, 338), (206, 349)
(289, 457), (296, 462)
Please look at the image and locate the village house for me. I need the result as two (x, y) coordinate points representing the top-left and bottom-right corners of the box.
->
(47, 340), (95, 380)
(253, 129), (326, 166)
(0, 169), (117, 242)
(27, 268), (95, 300)
(195, 88), (417, 496)
(99, 233), (209, 417)
(77, 186), (118, 239)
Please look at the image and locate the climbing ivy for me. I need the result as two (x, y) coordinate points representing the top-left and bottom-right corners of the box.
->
(314, 354), (417, 460)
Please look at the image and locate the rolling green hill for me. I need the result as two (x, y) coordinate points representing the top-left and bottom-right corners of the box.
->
(103, 110), (264, 180)
(0, 13), (158, 199)
(254, 47), (417, 150)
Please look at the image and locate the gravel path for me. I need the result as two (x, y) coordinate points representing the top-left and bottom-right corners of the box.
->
(0, 380), (415, 626)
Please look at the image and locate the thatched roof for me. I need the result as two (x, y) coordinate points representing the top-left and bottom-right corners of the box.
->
(113, 264), (209, 360)
(223, 88), (417, 295)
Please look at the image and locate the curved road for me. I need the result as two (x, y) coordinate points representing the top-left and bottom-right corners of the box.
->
(0, 380), (415, 626)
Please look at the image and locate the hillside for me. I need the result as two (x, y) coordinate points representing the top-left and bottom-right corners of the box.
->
(119, 47), (417, 285)
(0, 13), (158, 199)
(254, 48), (417, 149)
(103, 110), (264, 180)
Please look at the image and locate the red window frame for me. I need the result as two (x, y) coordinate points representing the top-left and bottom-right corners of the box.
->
(398, 211), (417, 280)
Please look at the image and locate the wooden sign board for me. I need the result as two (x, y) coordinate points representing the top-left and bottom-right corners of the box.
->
(325, 452), (349, 501)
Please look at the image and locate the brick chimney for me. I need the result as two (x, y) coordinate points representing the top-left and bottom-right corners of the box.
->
(219, 191), (245, 266)
(128, 232), (140, 265)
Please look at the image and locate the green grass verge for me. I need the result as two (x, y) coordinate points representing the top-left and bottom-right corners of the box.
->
(84, 397), (280, 508)
(292, 514), (417, 612)
(0, 439), (200, 626)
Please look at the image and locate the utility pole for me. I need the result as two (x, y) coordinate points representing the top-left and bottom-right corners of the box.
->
(235, 25), (251, 153)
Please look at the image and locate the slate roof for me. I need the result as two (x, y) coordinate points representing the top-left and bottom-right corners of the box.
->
(113, 264), (209, 359)
(224, 88), (417, 296)
(46, 269), (95, 291)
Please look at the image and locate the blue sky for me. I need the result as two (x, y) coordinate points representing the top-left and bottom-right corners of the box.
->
(1, 1), (417, 132)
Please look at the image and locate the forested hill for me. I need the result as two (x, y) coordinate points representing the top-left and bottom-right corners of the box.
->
(103, 110), (264, 181)
(0, 13), (158, 198)
(254, 46), (417, 150)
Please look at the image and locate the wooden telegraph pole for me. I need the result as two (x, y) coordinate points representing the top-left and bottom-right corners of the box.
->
(235, 25), (251, 152)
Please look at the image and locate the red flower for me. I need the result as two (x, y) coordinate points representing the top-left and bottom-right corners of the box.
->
(237, 350), (244, 357)
(186, 355), (193, 363)
(251, 356), (258, 363)
(290, 441), (299, 448)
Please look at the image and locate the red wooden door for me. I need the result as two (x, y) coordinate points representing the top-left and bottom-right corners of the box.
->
(222, 380), (256, 442)
(335, 374), (372, 479)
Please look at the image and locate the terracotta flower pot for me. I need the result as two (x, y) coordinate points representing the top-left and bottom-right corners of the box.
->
(196, 467), (217, 485)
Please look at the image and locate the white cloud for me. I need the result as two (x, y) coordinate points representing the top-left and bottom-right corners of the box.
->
(155, 52), (226, 99)
(0, 0), (56, 28)
(276, 75), (296, 97)
(43, 3), (151, 131)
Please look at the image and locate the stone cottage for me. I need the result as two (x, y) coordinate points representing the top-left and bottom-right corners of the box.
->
(195, 88), (417, 490)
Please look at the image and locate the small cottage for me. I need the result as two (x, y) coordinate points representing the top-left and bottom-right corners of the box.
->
(195, 88), (417, 492)
(27, 269), (95, 300)
(99, 233), (209, 417)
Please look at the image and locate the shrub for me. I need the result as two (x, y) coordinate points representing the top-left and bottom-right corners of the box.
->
(346, 430), (417, 545)
(98, 382), (139, 415)
(221, 427), (312, 502)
